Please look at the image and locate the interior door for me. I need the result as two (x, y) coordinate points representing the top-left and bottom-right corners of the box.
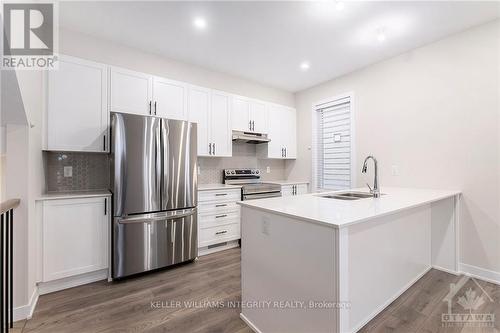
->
(188, 86), (211, 156)
(231, 95), (250, 131)
(210, 91), (232, 157)
(47, 55), (108, 152)
(109, 67), (152, 115)
(153, 77), (187, 120)
(161, 119), (197, 211)
(250, 100), (268, 134)
(111, 113), (162, 216)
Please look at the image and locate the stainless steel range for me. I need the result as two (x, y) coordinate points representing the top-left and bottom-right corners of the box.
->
(223, 168), (281, 200)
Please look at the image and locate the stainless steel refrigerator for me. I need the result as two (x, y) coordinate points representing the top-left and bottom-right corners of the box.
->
(110, 112), (197, 279)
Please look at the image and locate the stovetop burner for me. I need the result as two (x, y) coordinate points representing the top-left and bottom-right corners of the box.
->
(223, 168), (282, 200)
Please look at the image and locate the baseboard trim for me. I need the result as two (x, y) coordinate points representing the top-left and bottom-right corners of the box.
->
(38, 269), (109, 295)
(432, 265), (460, 276)
(350, 266), (432, 333)
(14, 286), (39, 322)
(459, 263), (500, 286)
(199, 241), (239, 256)
(240, 313), (263, 333)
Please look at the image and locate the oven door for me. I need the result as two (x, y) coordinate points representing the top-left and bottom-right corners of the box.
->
(243, 191), (282, 200)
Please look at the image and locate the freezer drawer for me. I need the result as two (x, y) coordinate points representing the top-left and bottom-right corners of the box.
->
(112, 208), (197, 279)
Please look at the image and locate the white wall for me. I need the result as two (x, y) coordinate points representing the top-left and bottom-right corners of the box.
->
(290, 20), (500, 274)
(59, 28), (294, 107)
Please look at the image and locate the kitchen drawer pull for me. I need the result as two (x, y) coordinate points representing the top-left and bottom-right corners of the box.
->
(215, 193), (227, 196)
(215, 230), (228, 235)
(215, 214), (228, 219)
(215, 204), (227, 207)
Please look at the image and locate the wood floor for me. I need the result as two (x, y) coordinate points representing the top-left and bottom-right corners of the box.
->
(15, 248), (500, 333)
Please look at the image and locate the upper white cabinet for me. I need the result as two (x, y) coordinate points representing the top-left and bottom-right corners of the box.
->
(258, 104), (296, 159)
(47, 55), (109, 152)
(189, 86), (232, 157)
(109, 67), (188, 120)
(109, 66), (152, 116)
(42, 196), (110, 282)
(153, 77), (187, 120)
(231, 96), (268, 134)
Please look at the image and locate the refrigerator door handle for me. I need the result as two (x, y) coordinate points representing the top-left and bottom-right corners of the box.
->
(115, 208), (197, 224)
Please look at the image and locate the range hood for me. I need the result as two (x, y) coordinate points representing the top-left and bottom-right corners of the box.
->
(232, 130), (270, 144)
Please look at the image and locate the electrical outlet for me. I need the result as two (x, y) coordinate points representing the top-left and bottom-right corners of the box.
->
(391, 165), (400, 176)
(63, 166), (73, 177)
(266, 166), (271, 173)
(261, 217), (270, 235)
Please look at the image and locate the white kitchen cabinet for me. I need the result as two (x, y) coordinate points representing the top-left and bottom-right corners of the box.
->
(210, 91), (232, 157)
(198, 188), (241, 255)
(281, 183), (308, 197)
(42, 196), (110, 282)
(153, 77), (188, 120)
(109, 66), (153, 115)
(188, 86), (211, 156)
(231, 96), (268, 133)
(189, 87), (232, 157)
(47, 55), (109, 152)
(258, 104), (296, 159)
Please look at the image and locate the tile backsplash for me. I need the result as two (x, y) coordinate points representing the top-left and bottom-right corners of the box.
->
(44, 151), (109, 192)
(44, 143), (286, 192)
(198, 143), (286, 184)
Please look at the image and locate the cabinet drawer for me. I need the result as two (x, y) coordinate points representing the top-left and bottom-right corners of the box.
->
(199, 210), (240, 229)
(199, 223), (240, 247)
(198, 201), (239, 215)
(198, 189), (241, 203)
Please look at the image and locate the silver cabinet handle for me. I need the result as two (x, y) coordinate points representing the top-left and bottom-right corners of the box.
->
(209, 143), (212, 155)
(149, 101), (152, 115)
(285, 147), (287, 158)
(249, 120), (252, 130)
(215, 230), (228, 235)
(154, 101), (157, 115)
(215, 214), (227, 219)
(215, 193), (227, 196)
(215, 204), (227, 207)
(104, 198), (107, 215)
(252, 120), (255, 131)
(213, 143), (216, 155)
(103, 135), (106, 151)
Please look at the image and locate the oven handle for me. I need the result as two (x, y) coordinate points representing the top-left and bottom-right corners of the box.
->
(243, 191), (282, 200)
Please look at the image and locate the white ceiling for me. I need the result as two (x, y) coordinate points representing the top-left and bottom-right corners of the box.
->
(59, 1), (500, 92)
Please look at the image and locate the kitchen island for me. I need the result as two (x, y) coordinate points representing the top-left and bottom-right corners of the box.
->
(237, 187), (461, 333)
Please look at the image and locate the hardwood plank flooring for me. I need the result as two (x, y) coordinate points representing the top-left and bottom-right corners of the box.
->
(19, 249), (499, 333)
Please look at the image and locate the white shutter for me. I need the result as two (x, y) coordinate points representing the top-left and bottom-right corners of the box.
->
(314, 97), (352, 191)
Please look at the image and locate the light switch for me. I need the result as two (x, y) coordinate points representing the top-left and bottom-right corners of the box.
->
(391, 165), (400, 176)
(63, 166), (73, 177)
(266, 166), (271, 173)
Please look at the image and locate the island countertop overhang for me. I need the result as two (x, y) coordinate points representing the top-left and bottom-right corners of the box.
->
(237, 187), (461, 229)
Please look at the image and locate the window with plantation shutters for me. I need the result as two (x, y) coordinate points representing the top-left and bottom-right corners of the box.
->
(312, 95), (353, 192)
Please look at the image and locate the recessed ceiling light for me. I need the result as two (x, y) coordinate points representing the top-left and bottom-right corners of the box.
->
(300, 62), (310, 71)
(335, 1), (345, 11)
(193, 17), (207, 30)
(376, 28), (387, 42)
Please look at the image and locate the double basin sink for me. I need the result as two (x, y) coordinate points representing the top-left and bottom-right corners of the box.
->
(318, 191), (382, 201)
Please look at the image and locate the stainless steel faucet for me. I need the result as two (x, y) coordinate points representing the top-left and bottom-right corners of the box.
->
(362, 155), (380, 198)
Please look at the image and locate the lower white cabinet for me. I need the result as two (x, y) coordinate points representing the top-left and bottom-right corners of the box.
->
(197, 188), (241, 254)
(281, 183), (309, 197)
(42, 196), (110, 282)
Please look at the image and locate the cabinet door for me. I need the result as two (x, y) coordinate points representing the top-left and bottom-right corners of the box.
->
(109, 66), (152, 115)
(188, 86), (211, 156)
(266, 104), (284, 158)
(283, 107), (297, 159)
(250, 100), (268, 134)
(47, 55), (108, 152)
(210, 91), (232, 157)
(43, 197), (109, 282)
(153, 77), (187, 120)
(231, 96), (250, 132)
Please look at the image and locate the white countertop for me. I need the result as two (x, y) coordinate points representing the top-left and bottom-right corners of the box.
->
(37, 190), (111, 201)
(237, 187), (461, 228)
(198, 184), (242, 191)
(265, 180), (309, 185)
